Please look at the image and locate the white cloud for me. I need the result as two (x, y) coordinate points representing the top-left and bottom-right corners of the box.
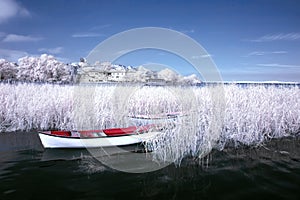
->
(38, 47), (63, 55)
(200, 54), (212, 58)
(247, 51), (265, 56)
(0, 48), (28, 62)
(180, 29), (195, 34)
(0, 48), (71, 63)
(246, 51), (287, 56)
(191, 54), (212, 59)
(3, 34), (43, 42)
(257, 63), (300, 68)
(250, 33), (300, 42)
(271, 51), (288, 54)
(72, 32), (104, 38)
(0, 0), (30, 23)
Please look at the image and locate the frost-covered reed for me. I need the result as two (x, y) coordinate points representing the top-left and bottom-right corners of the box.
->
(0, 83), (299, 162)
(220, 85), (300, 146)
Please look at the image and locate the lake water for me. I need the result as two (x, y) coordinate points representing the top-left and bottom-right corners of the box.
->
(0, 132), (299, 200)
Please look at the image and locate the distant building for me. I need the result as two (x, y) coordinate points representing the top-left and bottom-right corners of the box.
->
(77, 62), (130, 83)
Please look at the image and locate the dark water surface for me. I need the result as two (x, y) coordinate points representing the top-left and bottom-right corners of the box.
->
(0, 132), (300, 200)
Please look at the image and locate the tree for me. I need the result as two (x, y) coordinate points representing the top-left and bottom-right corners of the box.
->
(157, 68), (179, 82)
(0, 59), (17, 81)
(132, 66), (154, 82)
(180, 74), (201, 85)
(17, 54), (71, 83)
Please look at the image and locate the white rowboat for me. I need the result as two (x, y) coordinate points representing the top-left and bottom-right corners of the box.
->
(38, 125), (159, 149)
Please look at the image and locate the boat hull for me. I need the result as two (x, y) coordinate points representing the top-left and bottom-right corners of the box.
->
(38, 131), (159, 149)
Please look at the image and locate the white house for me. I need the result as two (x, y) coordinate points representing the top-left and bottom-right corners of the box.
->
(78, 62), (129, 83)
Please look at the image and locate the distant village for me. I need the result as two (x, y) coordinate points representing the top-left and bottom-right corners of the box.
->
(74, 58), (201, 85)
(0, 54), (201, 85)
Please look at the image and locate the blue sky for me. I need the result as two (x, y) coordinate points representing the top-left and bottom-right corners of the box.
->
(0, 0), (299, 81)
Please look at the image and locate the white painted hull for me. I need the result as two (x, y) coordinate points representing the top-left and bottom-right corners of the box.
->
(38, 131), (159, 149)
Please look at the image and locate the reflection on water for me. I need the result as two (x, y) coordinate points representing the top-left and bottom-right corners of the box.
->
(0, 132), (299, 200)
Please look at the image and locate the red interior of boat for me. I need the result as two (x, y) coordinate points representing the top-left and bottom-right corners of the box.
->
(48, 125), (154, 137)
(50, 131), (72, 137)
(103, 126), (137, 136)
